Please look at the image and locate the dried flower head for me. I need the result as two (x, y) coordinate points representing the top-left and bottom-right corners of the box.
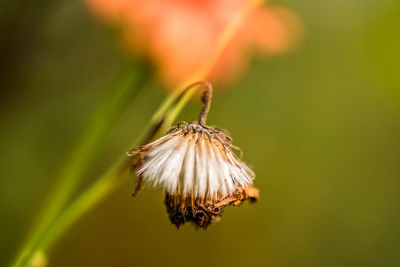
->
(128, 81), (258, 228)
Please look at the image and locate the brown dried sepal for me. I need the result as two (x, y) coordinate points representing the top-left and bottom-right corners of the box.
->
(165, 185), (259, 229)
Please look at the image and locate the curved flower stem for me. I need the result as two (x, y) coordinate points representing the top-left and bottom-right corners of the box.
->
(173, 81), (213, 125)
(11, 61), (150, 267)
(198, 82), (213, 125)
(12, 0), (265, 265)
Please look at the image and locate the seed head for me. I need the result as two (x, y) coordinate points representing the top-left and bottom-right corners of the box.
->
(128, 81), (258, 228)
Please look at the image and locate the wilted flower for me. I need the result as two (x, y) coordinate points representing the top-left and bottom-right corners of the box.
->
(128, 81), (258, 228)
(86, 0), (302, 86)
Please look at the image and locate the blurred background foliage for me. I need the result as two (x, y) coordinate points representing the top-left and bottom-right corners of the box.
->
(1, 0), (400, 267)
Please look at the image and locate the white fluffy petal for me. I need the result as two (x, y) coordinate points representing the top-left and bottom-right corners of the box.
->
(205, 138), (226, 198)
(195, 134), (208, 199)
(210, 143), (234, 196)
(182, 134), (198, 196)
(157, 134), (191, 193)
(138, 135), (183, 185)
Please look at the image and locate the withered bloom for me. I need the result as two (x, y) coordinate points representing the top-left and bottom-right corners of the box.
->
(128, 81), (258, 228)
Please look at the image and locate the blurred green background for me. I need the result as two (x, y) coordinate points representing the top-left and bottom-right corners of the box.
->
(1, 0), (400, 266)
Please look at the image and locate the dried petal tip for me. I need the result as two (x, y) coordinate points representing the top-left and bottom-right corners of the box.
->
(165, 185), (259, 228)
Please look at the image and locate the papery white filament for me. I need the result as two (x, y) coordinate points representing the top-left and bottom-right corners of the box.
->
(137, 130), (255, 200)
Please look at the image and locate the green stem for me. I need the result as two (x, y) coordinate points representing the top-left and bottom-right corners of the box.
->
(25, 80), (200, 264)
(11, 61), (150, 267)
(35, 156), (131, 256)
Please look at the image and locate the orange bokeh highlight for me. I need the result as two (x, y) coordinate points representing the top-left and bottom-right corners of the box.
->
(86, 0), (303, 86)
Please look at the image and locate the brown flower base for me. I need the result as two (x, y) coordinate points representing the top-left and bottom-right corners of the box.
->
(165, 186), (259, 228)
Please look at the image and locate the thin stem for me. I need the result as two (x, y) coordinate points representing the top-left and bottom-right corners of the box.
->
(174, 81), (213, 125)
(198, 82), (213, 125)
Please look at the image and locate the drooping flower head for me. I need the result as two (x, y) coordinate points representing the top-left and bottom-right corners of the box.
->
(128, 81), (258, 228)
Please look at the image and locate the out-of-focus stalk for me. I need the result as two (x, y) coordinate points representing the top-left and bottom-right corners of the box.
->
(11, 61), (150, 267)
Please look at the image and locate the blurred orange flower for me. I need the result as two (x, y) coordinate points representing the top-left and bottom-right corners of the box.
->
(86, 0), (302, 86)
